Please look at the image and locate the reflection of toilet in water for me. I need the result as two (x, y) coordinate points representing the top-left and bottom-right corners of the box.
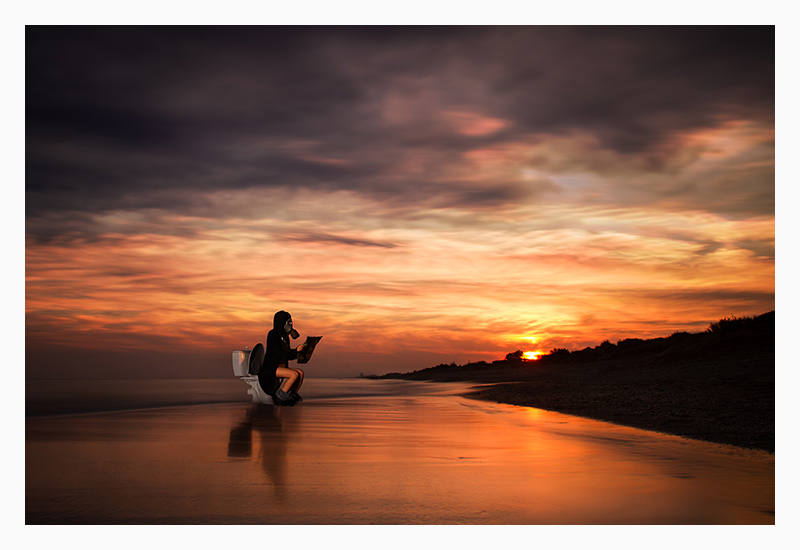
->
(232, 343), (284, 405)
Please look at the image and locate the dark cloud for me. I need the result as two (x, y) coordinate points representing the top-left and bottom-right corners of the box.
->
(645, 288), (775, 311)
(281, 231), (398, 249)
(26, 26), (774, 230)
(493, 26), (773, 145)
(733, 239), (775, 260)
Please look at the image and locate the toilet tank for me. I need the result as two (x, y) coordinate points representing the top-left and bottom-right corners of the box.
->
(232, 349), (251, 377)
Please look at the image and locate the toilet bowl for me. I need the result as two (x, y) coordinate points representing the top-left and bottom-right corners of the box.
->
(232, 345), (276, 405)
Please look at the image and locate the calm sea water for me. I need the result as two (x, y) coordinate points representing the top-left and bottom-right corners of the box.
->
(25, 378), (774, 525)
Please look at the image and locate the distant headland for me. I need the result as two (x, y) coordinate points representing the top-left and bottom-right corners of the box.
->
(376, 311), (775, 453)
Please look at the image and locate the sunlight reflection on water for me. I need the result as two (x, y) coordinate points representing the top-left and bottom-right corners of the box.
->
(26, 379), (773, 524)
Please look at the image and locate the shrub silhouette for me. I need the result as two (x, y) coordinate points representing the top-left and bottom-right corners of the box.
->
(539, 348), (570, 363)
(706, 315), (756, 335)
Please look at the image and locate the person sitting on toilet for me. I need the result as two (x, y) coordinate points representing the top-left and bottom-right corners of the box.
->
(260, 310), (305, 405)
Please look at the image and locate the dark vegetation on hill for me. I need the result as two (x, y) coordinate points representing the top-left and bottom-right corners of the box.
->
(378, 311), (775, 452)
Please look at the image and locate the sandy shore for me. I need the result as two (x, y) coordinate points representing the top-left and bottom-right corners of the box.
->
(462, 367), (774, 453)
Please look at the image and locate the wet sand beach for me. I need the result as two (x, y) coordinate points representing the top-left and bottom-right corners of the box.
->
(26, 379), (773, 525)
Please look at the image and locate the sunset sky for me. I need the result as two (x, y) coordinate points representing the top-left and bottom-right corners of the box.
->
(25, 26), (775, 379)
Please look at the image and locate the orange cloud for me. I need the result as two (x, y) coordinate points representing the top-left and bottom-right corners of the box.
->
(25, 186), (774, 379)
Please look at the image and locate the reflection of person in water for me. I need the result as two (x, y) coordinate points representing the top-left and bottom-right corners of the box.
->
(260, 310), (305, 406)
(228, 404), (289, 502)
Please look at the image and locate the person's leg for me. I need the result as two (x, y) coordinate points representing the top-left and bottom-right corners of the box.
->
(275, 367), (299, 394)
(291, 368), (305, 393)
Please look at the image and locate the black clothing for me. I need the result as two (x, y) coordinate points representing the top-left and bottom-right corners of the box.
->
(258, 311), (298, 395)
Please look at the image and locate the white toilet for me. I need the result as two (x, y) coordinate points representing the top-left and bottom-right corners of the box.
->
(231, 345), (276, 405)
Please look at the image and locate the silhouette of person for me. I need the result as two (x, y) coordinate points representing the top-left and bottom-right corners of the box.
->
(260, 310), (305, 405)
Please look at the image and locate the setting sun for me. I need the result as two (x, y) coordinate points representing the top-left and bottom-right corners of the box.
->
(523, 351), (543, 361)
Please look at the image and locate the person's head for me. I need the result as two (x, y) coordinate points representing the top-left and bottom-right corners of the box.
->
(273, 310), (300, 339)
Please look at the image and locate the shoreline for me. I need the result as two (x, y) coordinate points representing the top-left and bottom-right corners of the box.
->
(378, 311), (775, 454)
(377, 319), (775, 453)
(381, 370), (774, 453)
